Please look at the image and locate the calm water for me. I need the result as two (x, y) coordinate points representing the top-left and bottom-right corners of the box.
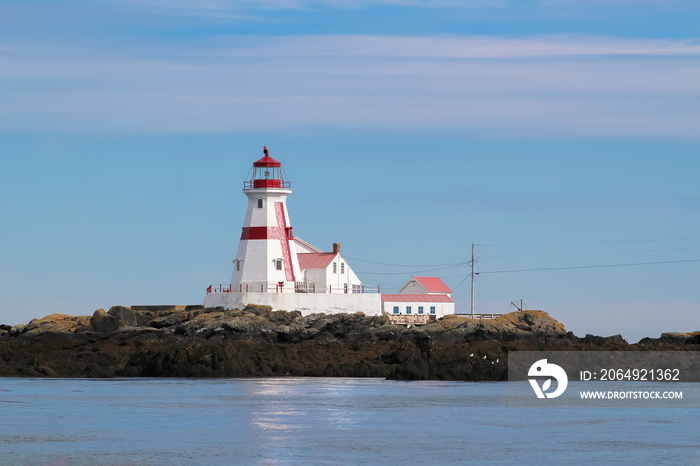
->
(0, 378), (698, 465)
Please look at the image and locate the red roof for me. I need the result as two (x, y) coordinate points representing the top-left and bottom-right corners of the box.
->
(381, 294), (454, 303)
(414, 276), (452, 293)
(253, 146), (281, 167)
(297, 253), (336, 271)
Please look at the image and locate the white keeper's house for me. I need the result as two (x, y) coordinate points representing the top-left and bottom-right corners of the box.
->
(203, 147), (455, 321)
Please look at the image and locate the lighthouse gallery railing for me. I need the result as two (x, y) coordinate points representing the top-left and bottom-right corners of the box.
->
(243, 180), (291, 190)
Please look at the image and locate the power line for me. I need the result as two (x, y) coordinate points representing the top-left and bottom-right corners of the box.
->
(345, 256), (468, 268)
(451, 273), (472, 290)
(481, 246), (700, 258)
(432, 272), (472, 279)
(356, 263), (466, 275)
(478, 258), (700, 274)
(479, 236), (700, 247)
(366, 279), (406, 288)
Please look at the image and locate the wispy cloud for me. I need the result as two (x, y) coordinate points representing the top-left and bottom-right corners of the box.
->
(110, 0), (697, 11)
(211, 34), (700, 58)
(2, 35), (699, 136)
(112, 0), (505, 12)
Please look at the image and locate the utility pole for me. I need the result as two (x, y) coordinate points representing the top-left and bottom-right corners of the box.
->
(470, 243), (475, 317)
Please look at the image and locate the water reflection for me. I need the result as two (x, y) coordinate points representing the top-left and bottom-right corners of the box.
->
(1, 378), (697, 465)
(243, 378), (375, 460)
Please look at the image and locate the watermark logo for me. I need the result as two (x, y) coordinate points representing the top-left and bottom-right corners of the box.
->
(509, 352), (698, 408)
(528, 359), (568, 399)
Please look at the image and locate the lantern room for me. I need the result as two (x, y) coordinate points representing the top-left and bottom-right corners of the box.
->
(245, 146), (290, 189)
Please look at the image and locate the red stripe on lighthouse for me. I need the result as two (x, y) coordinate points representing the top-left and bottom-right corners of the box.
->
(238, 204), (295, 282)
(240, 227), (270, 240)
(275, 202), (295, 282)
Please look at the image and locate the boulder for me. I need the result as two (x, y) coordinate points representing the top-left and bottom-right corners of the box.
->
(20, 314), (90, 336)
(107, 306), (138, 327)
(90, 308), (122, 333)
(9, 324), (26, 337)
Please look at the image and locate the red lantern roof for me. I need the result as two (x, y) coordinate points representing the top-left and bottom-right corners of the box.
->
(253, 146), (281, 167)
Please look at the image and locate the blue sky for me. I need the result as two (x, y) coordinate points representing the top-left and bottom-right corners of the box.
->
(1, 0), (699, 341)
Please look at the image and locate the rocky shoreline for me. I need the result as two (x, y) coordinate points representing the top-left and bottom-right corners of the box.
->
(1, 306), (698, 380)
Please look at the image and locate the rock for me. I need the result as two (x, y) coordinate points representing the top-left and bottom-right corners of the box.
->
(425, 310), (568, 342)
(90, 308), (122, 333)
(2, 306), (696, 380)
(638, 331), (700, 348)
(18, 314), (90, 337)
(108, 306), (138, 327)
(373, 324), (404, 341)
(9, 324), (26, 337)
(605, 334), (627, 344)
(687, 332), (700, 346)
(579, 333), (629, 347)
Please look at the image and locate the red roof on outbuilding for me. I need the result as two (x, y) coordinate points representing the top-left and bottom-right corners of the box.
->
(381, 294), (454, 303)
(414, 276), (452, 293)
(297, 253), (336, 271)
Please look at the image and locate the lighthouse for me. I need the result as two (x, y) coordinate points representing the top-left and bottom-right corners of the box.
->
(205, 145), (380, 313)
(230, 146), (302, 292)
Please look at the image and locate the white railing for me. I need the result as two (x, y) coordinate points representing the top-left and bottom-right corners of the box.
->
(455, 313), (504, 320)
(387, 314), (434, 325)
(206, 284), (233, 294)
(206, 283), (380, 294)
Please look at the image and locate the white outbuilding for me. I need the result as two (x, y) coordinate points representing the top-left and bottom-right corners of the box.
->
(296, 241), (364, 294)
(381, 277), (455, 323)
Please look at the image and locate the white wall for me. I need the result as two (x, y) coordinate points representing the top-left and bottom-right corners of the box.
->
(299, 253), (364, 293)
(204, 291), (382, 316)
(322, 253), (363, 293)
(231, 187), (301, 288)
(381, 300), (454, 318)
(303, 267), (328, 292)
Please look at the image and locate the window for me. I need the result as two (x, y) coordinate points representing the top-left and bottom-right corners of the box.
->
(333, 262), (337, 273)
(275, 259), (282, 270)
(418, 306), (424, 314)
(406, 306), (412, 314)
(430, 306), (436, 314)
(340, 263), (345, 274)
(352, 284), (361, 293)
(236, 260), (241, 271)
(393, 306), (399, 314)
(257, 198), (263, 209)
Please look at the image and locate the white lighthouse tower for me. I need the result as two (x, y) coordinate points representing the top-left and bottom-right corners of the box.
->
(230, 146), (302, 293)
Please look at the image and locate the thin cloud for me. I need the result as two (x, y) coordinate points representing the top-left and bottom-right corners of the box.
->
(211, 35), (700, 58)
(110, 0), (697, 12)
(1, 35), (698, 136)
(111, 0), (504, 11)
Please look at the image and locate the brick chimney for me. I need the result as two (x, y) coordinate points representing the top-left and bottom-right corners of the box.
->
(333, 242), (340, 254)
